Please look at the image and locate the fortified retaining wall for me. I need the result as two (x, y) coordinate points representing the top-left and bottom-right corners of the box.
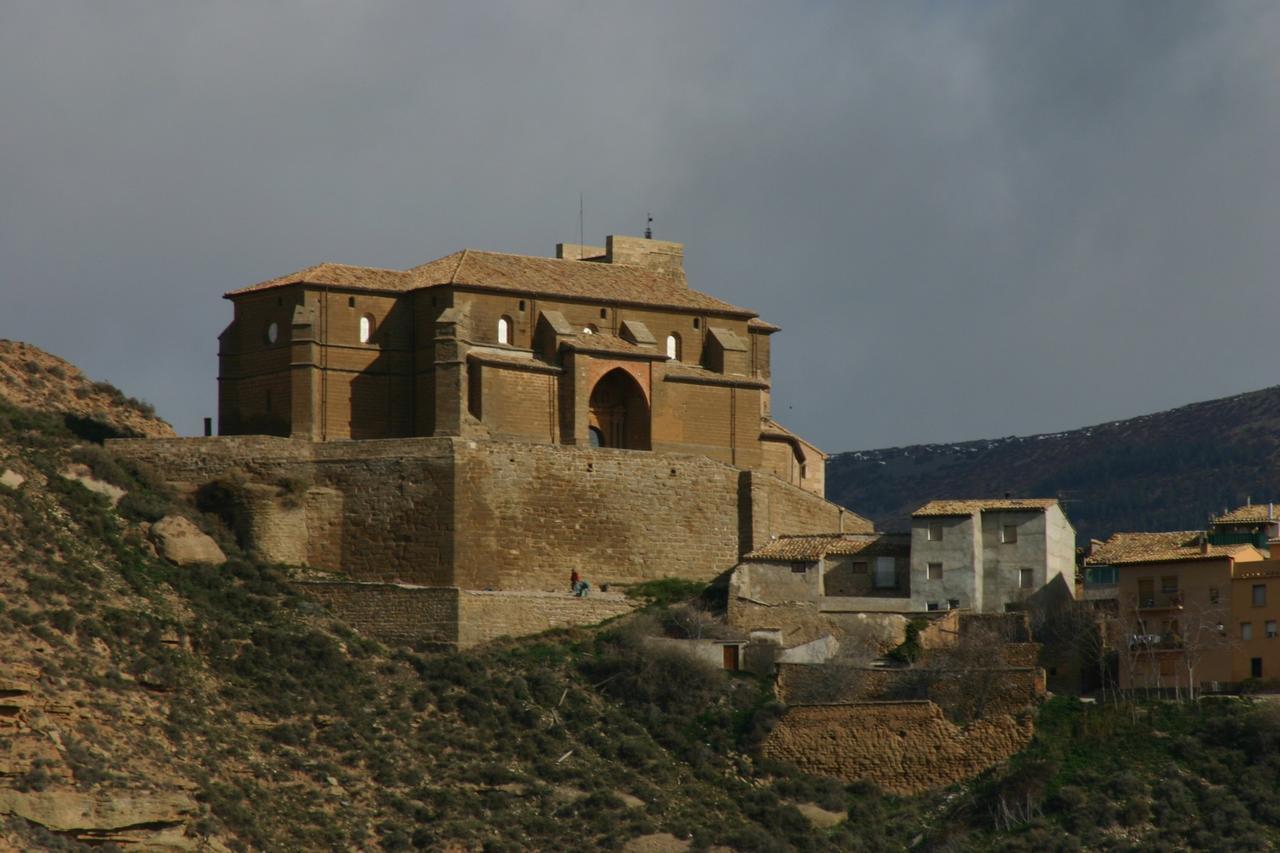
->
(109, 436), (862, 590)
(761, 701), (1034, 795)
(109, 435), (861, 646)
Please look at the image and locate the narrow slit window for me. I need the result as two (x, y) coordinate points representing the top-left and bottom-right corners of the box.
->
(359, 315), (374, 344)
(498, 316), (512, 345)
(666, 334), (680, 360)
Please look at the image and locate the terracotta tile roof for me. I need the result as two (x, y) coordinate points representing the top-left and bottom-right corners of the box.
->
(228, 250), (759, 317)
(1213, 503), (1280, 525)
(662, 362), (770, 389)
(225, 263), (412, 296)
(562, 333), (665, 358)
(748, 317), (782, 333)
(912, 498), (1058, 517)
(413, 250), (755, 315)
(744, 533), (908, 562)
(1085, 531), (1259, 565)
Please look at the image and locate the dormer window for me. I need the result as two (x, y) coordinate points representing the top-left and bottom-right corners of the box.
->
(359, 315), (374, 344)
(498, 316), (512, 345)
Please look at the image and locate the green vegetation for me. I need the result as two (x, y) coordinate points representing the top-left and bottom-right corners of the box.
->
(12, 394), (1280, 849)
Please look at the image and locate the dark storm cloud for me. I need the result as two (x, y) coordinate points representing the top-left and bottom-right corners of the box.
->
(3, 1), (1278, 450)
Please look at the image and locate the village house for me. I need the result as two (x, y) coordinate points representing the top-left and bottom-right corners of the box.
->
(909, 499), (1076, 614)
(1085, 530), (1275, 691)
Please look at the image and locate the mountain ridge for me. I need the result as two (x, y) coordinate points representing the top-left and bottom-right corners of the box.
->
(827, 384), (1280, 543)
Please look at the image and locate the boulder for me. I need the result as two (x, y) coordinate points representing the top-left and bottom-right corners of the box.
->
(149, 516), (226, 566)
(0, 469), (24, 490)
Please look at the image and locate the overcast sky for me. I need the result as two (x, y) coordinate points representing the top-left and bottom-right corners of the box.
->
(3, 1), (1279, 451)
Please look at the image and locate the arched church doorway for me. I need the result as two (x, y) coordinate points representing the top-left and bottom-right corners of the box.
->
(588, 369), (650, 450)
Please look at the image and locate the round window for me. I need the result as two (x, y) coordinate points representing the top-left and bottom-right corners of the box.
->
(266, 322), (279, 344)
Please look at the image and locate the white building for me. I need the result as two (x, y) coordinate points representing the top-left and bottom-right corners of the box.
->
(909, 499), (1076, 613)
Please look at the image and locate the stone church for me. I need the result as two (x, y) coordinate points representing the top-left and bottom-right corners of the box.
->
(115, 233), (867, 647)
(217, 234), (824, 495)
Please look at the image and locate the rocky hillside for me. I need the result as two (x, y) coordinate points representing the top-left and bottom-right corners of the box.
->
(0, 345), (942, 850)
(0, 340), (174, 440)
(827, 386), (1280, 542)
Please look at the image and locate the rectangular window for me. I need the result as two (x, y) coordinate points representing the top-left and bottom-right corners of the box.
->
(1268, 621), (1277, 639)
(874, 556), (896, 589)
(1255, 584), (1267, 607)
(1243, 622), (1254, 641)
(927, 602), (940, 611)
(1253, 657), (1264, 679)
(927, 521), (943, 542)
(927, 562), (943, 581)
(1161, 576), (1178, 595)
(1001, 524), (1018, 544)
(1019, 568), (1034, 589)
(1209, 587), (1220, 604)
(790, 563), (808, 574)
(851, 561), (868, 575)
(949, 598), (961, 610)
(1138, 579), (1154, 606)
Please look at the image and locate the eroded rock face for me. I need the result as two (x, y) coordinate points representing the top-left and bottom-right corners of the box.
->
(0, 788), (197, 832)
(149, 516), (227, 567)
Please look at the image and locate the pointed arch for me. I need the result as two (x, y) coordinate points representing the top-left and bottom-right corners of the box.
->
(588, 368), (651, 450)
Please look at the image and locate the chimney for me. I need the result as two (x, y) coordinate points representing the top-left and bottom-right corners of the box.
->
(1247, 496), (1252, 506)
(602, 235), (685, 274)
(1200, 534), (1209, 555)
(1270, 502), (1275, 521)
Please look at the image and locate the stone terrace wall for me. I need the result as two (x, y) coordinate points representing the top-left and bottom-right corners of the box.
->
(297, 581), (460, 647)
(294, 583), (635, 649)
(761, 701), (1034, 795)
(456, 590), (636, 647)
(775, 663), (1046, 717)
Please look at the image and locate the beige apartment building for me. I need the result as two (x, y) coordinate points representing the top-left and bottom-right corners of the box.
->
(1086, 531), (1276, 691)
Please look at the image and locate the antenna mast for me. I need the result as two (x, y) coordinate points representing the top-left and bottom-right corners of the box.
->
(578, 194), (584, 259)
(645, 213), (653, 240)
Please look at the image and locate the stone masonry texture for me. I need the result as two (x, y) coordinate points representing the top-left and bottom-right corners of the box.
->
(761, 701), (1034, 795)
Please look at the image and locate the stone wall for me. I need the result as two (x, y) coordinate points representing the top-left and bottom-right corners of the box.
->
(297, 582), (460, 647)
(456, 590), (636, 647)
(110, 435), (855, 591)
(296, 583), (637, 648)
(775, 663), (1046, 718)
(449, 440), (743, 590)
(761, 701), (1034, 795)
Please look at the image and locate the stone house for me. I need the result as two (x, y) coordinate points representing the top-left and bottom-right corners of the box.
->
(217, 234), (822, 494)
(909, 499), (1076, 614)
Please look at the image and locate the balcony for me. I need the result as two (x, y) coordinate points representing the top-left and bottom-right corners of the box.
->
(1137, 593), (1183, 611)
(1128, 633), (1184, 651)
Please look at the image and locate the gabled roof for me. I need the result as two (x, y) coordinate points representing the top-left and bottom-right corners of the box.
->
(1213, 503), (1280, 525)
(913, 498), (1058, 517)
(228, 250), (757, 317)
(744, 533), (906, 562)
(1085, 531), (1260, 566)
(225, 263), (413, 296)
